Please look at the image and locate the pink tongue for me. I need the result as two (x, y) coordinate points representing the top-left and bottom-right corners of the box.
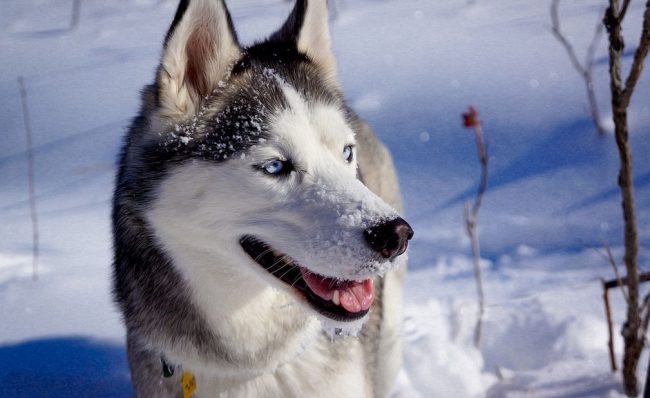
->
(301, 270), (374, 313)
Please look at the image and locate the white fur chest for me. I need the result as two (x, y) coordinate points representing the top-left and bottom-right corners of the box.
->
(185, 334), (370, 398)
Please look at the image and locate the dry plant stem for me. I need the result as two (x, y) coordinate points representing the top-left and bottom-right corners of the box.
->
(640, 293), (650, 341)
(465, 202), (485, 348)
(601, 273), (650, 375)
(465, 122), (488, 348)
(551, 0), (606, 135)
(604, 242), (630, 303)
(604, 273), (650, 289)
(70, 0), (81, 30)
(18, 76), (39, 282)
(621, 3), (650, 107)
(620, 0), (632, 21)
(602, 281), (618, 372)
(604, 0), (650, 395)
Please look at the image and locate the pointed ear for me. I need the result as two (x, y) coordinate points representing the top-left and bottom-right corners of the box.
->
(271, 0), (337, 79)
(157, 0), (240, 120)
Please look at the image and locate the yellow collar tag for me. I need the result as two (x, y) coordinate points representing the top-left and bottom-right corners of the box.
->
(182, 371), (197, 398)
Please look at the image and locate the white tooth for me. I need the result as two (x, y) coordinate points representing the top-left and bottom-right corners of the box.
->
(332, 290), (340, 306)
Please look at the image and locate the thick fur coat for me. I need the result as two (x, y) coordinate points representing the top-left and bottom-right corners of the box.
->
(112, 1), (410, 397)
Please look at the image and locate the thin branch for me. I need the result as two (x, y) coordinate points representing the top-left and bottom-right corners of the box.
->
(602, 274), (650, 376)
(585, 18), (606, 135)
(462, 106), (488, 348)
(639, 293), (650, 341)
(621, 2), (650, 108)
(551, 0), (587, 75)
(602, 282), (618, 372)
(465, 201), (485, 348)
(603, 0), (649, 394)
(619, 0), (632, 22)
(601, 242), (630, 303)
(603, 272), (650, 289)
(587, 19), (605, 69)
(551, 0), (607, 135)
(69, 0), (82, 31)
(17, 76), (39, 282)
(471, 127), (488, 216)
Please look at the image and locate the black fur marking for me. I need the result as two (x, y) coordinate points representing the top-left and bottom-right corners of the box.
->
(112, 98), (234, 364)
(161, 356), (175, 378)
(232, 42), (309, 76)
(163, 0), (241, 49)
(163, 0), (189, 47)
(269, 0), (308, 45)
(151, 36), (344, 176)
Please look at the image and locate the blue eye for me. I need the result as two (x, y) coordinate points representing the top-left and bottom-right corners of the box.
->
(343, 145), (354, 163)
(260, 159), (292, 176)
(263, 160), (284, 174)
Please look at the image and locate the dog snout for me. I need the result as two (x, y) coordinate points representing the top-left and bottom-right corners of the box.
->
(363, 217), (414, 260)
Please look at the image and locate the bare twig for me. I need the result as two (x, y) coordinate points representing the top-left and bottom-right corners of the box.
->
(551, 0), (586, 74)
(603, 1), (650, 394)
(551, 0), (607, 135)
(600, 242), (630, 303)
(70, 0), (82, 31)
(639, 293), (650, 342)
(601, 273), (650, 375)
(462, 106), (488, 348)
(586, 20), (605, 70)
(620, 2), (650, 108)
(619, 0), (632, 24)
(17, 76), (39, 282)
(602, 281), (618, 372)
(604, 273), (650, 289)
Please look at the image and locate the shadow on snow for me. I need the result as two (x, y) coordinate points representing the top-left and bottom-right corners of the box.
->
(0, 336), (131, 398)
(435, 118), (608, 212)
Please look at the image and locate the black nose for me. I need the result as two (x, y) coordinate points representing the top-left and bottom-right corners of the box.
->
(363, 217), (414, 259)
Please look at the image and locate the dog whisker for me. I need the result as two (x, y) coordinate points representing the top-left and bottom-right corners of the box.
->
(268, 254), (288, 270)
(278, 264), (298, 281)
(253, 248), (274, 263)
(289, 273), (304, 289)
(269, 256), (292, 277)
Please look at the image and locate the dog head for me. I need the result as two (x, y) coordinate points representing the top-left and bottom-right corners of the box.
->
(142, 0), (413, 326)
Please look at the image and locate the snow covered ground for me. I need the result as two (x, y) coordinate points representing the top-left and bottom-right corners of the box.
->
(1, 0), (649, 396)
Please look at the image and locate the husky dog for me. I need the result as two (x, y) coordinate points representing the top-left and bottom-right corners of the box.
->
(112, 0), (413, 396)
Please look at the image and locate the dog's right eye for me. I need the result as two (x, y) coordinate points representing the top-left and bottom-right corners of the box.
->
(259, 159), (292, 176)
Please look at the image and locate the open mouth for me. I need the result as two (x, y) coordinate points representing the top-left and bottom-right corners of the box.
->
(239, 235), (374, 322)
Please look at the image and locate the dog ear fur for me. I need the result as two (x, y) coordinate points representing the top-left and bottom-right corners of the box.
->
(157, 0), (240, 120)
(271, 0), (337, 81)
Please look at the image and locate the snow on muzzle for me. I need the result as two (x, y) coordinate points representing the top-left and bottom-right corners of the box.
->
(239, 217), (412, 322)
(239, 235), (376, 321)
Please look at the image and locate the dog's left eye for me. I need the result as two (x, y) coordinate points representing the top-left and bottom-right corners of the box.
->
(343, 145), (354, 163)
(260, 159), (292, 176)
